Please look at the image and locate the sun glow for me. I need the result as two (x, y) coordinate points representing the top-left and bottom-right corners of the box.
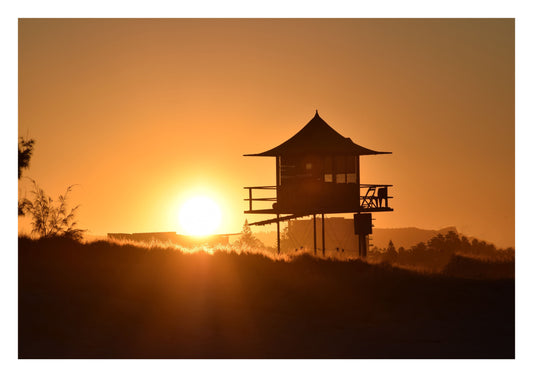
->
(178, 196), (222, 236)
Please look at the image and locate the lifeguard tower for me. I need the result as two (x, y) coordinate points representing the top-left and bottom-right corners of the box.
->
(244, 111), (392, 257)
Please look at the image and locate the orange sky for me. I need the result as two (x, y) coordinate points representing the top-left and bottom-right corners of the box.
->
(18, 19), (514, 247)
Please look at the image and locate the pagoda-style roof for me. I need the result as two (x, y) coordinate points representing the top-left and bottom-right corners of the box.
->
(245, 111), (391, 157)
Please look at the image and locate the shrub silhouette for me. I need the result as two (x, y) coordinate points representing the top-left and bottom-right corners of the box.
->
(18, 137), (35, 215)
(24, 180), (86, 241)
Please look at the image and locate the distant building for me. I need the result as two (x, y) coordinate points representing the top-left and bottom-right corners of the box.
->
(107, 232), (233, 248)
(283, 217), (368, 254)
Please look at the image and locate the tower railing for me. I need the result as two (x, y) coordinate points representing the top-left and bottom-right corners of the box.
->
(244, 186), (277, 212)
(360, 184), (393, 209)
(245, 184), (393, 213)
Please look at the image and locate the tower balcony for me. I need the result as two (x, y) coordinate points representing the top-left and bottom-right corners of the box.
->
(244, 184), (393, 215)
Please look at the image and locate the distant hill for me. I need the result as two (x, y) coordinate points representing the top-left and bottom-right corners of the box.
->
(252, 225), (458, 250)
(371, 226), (458, 249)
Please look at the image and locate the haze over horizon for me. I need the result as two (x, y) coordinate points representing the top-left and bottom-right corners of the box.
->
(18, 19), (514, 248)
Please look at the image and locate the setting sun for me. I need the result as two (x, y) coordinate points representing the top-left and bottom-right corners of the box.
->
(178, 196), (222, 236)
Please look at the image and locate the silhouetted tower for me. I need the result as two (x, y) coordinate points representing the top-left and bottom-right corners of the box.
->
(244, 111), (393, 257)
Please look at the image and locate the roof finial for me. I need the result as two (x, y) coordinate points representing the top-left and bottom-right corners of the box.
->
(315, 109), (319, 116)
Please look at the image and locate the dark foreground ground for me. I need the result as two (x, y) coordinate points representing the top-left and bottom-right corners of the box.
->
(19, 238), (514, 358)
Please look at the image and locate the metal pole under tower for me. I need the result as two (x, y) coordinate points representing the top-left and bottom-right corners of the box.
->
(321, 213), (325, 257)
(276, 213), (280, 254)
(313, 214), (317, 256)
(358, 234), (367, 259)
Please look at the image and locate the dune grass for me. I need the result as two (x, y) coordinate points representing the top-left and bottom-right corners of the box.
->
(18, 237), (514, 358)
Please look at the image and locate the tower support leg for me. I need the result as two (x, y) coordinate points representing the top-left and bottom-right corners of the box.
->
(276, 213), (280, 255)
(321, 213), (325, 257)
(358, 234), (368, 259)
(313, 214), (317, 256)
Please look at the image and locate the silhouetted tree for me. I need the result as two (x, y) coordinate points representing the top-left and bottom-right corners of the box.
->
(444, 231), (461, 251)
(18, 137), (35, 179)
(428, 233), (446, 252)
(412, 242), (427, 254)
(460, 235), (472, 254)
(383, 240), (398, 263)
(24, 180), (86, 241)
(396, 246), (406, 257)
(18, 137), (35, 215)
(368, 246), (381, 258)
(393, 232), (515, 270)
(234, 220), (265, 250)
(280, 225), (305, 253)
